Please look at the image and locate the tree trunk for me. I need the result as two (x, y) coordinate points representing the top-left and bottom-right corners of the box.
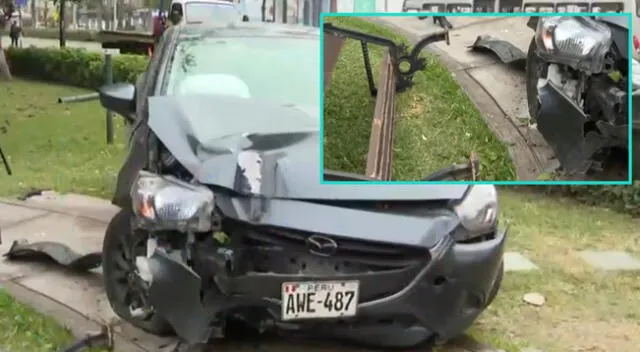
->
(59, 0), (66, 47)
(44, 2), (49, 28)
(31, 0), (36, 27)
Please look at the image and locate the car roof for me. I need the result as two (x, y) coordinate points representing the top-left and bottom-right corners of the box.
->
(175, 22), (319, 40)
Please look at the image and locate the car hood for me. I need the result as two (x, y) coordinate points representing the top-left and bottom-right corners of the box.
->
(148, 95), (470, 201)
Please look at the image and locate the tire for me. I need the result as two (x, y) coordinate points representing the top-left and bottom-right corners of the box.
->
(485, 261), (504, 307)
(102, 208), (172, 335)
(525, 36), (548, 122)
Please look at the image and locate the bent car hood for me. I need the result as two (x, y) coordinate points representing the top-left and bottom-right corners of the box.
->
(148, 95), (470, 201)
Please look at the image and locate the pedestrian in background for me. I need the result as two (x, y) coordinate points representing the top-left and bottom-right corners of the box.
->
(9, 20), (20, 48)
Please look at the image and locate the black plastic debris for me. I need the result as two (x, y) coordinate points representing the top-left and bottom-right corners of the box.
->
(17, 188), (52, 201)
(4, 240), (102, 272)
(468, 35), (527, 71)
(57, 324), (113, 352)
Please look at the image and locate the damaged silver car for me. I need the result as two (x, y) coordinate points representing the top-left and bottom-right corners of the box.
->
(525, 16), (638, 177)
(97, 22), (506, 350)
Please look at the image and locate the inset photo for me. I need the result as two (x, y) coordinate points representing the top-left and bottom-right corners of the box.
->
(322, 14), (634, 183)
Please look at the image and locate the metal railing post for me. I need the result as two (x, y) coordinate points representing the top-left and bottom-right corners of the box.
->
(104, 53), (114, 145)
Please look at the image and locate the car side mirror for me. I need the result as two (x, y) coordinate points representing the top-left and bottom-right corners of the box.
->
(99, 83), (136, 117)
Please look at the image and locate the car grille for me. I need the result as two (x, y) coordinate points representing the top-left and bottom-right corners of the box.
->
(236, 223), (429, 270)
(225, 221), (431, 302)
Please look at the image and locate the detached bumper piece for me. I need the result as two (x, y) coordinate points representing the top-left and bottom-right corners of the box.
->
(147, 228), (507, 348)
(4, 240), (102, 272)
(536, 82), (610, 174)
(468, 35), (527, 71)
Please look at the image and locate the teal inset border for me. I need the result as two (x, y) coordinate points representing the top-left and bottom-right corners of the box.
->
(318, 12), (633, 185)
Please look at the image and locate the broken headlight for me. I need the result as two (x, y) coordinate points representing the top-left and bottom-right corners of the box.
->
(130, 170), (215, 232)
(535, 16), (612, 73)
(452, 185), (498, 241)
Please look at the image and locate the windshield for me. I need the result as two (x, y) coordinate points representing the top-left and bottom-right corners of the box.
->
(184, 2), (241, 23)
(165, 36), (319, 109)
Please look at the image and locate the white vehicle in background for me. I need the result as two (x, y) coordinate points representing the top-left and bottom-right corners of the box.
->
(169, 0), (250, 23)
(401, 0), (473, 12)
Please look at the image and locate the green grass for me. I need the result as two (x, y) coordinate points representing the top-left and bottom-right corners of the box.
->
(322, 17), (515, 181)
(0, 79), (125, 351)
(471, 190), (640, 352)
(0, 79), (128, 199)
(0, 291), (77, 351)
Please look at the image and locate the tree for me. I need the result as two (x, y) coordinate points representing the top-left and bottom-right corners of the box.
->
(52, 0), (81, 47)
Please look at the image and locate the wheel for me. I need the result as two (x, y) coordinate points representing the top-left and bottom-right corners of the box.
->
(102, 208), (172, 335)
(525, 36), (548, 122)
(486, 261), (504, 307)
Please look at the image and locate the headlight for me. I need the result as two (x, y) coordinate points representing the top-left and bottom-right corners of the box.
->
(131, 170), (215, 232)
(452, 185), (498, 240)
(535, 16), (612, 73)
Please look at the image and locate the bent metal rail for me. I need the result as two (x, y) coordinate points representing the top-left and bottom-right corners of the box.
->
(323, 23), (457, 181)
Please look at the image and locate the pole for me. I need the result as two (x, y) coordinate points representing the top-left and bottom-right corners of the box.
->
(59, 0), (66, 47)
(104, 53), (114, 145)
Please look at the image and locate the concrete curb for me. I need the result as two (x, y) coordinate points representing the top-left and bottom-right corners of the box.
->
(365, 17), (548, 180)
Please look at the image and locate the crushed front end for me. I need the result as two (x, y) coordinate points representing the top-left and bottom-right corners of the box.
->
(530, 16), (631, 175)
(125, 173), (506, 348)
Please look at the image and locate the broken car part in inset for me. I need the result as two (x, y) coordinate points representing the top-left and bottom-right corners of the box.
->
(323, 24), (480, 181)
(423, 152), (480, 181)
(4, 240), (102, 272)
(468, 35), (527, 71)
(433, 16), (453, 29)
(57, 323), (114, 352)
(367, 52), (396, 180)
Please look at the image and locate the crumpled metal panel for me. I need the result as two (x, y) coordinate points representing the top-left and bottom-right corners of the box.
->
(4, 240), (102, 272)
(468, 35), (527, 71)
(536, 82), (607, 174)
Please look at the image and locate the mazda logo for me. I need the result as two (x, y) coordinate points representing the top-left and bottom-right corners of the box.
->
(306, 235), (338, 257)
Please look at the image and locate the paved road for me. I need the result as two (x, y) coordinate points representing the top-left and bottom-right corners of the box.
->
(374, 16), (557, 180)
(2, 35), (110, 53)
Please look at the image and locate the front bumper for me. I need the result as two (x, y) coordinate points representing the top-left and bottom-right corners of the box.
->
(536, 81), (625, 173)
(147, 229), (507, 346)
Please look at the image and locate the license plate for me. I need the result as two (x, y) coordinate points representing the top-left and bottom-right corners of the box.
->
(281, 280), (359, 320)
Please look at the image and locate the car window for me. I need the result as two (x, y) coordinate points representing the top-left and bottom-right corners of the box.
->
(165, 36), (319, 109)
(184, 2), (241, 23)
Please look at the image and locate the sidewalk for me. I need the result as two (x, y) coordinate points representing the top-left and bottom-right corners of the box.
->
(370, 16), (557, 180)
